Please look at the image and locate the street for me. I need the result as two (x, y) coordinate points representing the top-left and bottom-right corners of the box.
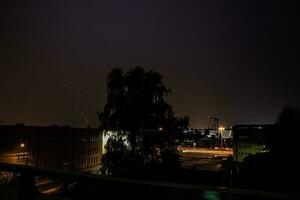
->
(179, 147), (233, 171)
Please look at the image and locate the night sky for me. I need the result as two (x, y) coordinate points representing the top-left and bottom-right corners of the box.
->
(0, 0), (299, 128)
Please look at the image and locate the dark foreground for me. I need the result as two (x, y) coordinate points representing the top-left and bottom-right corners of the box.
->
(1, 163), (300, 200)
(1, 179), (300, 200)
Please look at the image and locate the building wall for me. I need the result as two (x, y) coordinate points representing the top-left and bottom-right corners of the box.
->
(0, 125), (102, 171)
(233, 125), (273, 162)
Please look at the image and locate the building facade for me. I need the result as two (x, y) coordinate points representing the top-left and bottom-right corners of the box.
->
(232, 124), (273, 161)
(0, 124), (102, 171)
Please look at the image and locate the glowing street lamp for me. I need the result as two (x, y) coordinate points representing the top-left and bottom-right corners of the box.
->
(218, 126), (225, 132)
(19, 143), (30, 166)
(218, 127), (225, 149)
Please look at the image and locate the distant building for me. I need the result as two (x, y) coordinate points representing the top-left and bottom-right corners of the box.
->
(232, 124), (274, 162)
(0, 124), (102, 171)
(179, 128), (232, 148)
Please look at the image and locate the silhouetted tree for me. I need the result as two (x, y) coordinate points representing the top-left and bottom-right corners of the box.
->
(266, 106), (300, 156)
(268, 106), (300, 184)
(98, 67), (189, 174)
(100, 134), (130, 175)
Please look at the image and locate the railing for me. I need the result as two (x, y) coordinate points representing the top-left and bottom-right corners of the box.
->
(1, 162), (300, 200)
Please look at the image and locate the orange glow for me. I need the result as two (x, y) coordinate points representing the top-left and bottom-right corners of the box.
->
(218, 127), (225, 131)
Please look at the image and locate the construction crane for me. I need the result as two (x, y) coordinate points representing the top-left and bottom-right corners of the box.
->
(208, 116), (224, 149)
(208, 116), (220, 130)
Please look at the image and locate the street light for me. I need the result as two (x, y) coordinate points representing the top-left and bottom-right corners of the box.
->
(218, 127), (225, 149)
(19, 143), (29, 166)
(218, 126), (225, 132)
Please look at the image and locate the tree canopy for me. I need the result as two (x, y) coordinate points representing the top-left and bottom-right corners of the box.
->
(98, 67), (189, 174)
(268, 106), (300, 154)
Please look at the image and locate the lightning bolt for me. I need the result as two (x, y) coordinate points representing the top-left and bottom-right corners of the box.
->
(52, 69), (89, 128)
(22, 0), (89, 128)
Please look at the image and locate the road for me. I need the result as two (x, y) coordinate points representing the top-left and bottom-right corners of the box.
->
(0, 152), (32, 166)
(179, 147), (233, 171)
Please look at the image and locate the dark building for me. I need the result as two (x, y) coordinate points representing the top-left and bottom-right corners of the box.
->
(178, 128), (232, 149)
(232, 124), (274, 162)
(0, 124), (102, 172)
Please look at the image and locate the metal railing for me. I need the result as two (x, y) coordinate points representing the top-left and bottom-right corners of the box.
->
(1, 162), (300, 200)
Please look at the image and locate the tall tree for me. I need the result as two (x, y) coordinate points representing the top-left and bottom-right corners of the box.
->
(265, 106), (300, 158)
(98, 67), (189, 174)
